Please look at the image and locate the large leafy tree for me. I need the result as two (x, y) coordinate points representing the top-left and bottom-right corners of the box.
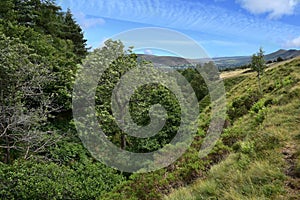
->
(76, 40), (182, 152)
(93, 40), (144, 150)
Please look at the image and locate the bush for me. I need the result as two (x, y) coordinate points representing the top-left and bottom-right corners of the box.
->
(227, 92), (260, 121)
(0, 159), (124, 199)
(276, 57), (284, 62)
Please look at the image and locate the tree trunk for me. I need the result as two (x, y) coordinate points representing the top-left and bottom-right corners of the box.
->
(121, 134), (126, 150)
(257, 72), (262, 95)
(5, 136), (10, 164)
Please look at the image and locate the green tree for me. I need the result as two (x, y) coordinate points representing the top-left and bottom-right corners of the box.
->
(76, 40), (183, 153)
(180, 67), (208, 101)
(0, 0), (87, 60)
(61, 9), (88, 61)
(0, 0), (15, 20)
(92, 40), (138, 150)
(0, 0), (87, 111)
(251, 47), (266, 94)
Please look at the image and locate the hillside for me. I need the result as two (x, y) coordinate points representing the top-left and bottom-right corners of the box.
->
(165, 57), (300, 200)
(220, 56), (300, 80)
(137, 49), (300, 69)
(137, 54), (191, 67)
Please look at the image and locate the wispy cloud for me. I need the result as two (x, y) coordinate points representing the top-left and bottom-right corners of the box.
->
(62, 0), (300, 42)
(74, 12), (105, 29)
(59, 0), (300, 56)
(107, 27), (208, 58)
(236, 0), (299, 19)
(285, 36), (300, 47)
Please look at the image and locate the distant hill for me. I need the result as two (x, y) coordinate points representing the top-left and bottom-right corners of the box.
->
(264, 49), (300, 61)
(137, 54), (190, 67)
(137, 49), (300, 70)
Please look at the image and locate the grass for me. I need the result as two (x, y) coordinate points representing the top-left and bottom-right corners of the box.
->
(165, 57), (300, 200)
(220, 68), (250, 79)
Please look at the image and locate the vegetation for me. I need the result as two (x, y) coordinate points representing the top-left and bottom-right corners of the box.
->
(0, 1), (299, 199)
(277, 56), (284, 62)
(251, 47), (266, 94)
(100, 59), (300, 199)
(166, 57), (300, 200)
(0, 1), (124, 199)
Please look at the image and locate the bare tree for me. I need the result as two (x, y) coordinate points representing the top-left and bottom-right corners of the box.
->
(0, 35), (60, 163)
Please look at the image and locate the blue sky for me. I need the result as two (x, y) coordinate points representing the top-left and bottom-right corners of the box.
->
(56, 0), (300, 58)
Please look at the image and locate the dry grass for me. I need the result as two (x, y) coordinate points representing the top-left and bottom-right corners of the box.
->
(220, 56), (300, 80)
(220, 68), (251, 79)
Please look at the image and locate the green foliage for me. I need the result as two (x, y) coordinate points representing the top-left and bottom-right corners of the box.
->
(249, 98), (274, 124)
(0, 159), (124, 199)
(0, 0), (87, 110)
(227, 91), (260, 121)
(128, 84), (181, 152)
(0, 34), (61, 163)
(166, 57), (300, 200)
(233, 141), (255, 155)
(223, 75), (247, 91)
(251, 47), (266, 76)
(277, 56), (284, 62)
(0, 2), (128, 199)
(89, 40), (184, 152)
(93, 40), (138, 150)
(179, 68), (208, 101)
(102, 138), (230, 200)
(251, 47), (266, 93)
(0, 0), (87, 58)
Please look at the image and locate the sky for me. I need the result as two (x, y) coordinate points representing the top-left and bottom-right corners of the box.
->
(56, 0), (300, 58)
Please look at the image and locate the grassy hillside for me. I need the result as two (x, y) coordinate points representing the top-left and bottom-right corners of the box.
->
(165, 57), (300, 199)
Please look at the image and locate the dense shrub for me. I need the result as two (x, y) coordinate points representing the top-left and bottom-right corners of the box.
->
(0, 159), (124, 199)
(227, 91), (260, 122)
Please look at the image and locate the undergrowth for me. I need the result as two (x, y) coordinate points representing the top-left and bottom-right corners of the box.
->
(102, 58), (300, 200)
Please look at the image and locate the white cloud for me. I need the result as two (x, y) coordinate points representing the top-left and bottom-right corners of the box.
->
(144, 49), (153, 55)
(285, 36), (300, 47)
(237, 0), (299, 19)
